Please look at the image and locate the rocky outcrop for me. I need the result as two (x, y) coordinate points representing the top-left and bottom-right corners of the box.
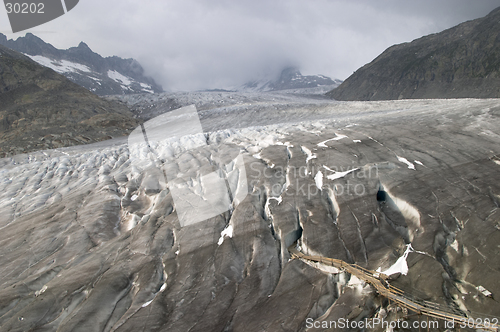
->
(0, 44), (140, 157)
(328, 6), (500, 100)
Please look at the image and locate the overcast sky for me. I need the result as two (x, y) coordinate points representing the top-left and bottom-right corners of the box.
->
(1, 0), (499, 91)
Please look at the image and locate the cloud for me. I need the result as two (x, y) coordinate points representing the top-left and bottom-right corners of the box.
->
(2, 0), (499, 91)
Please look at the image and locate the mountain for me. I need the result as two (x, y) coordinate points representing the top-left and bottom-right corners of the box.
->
(328, 7), (500, 101)
(0, 33), (163, 96)
(0, 44), (140, 157)
(241, 67), (342, 93)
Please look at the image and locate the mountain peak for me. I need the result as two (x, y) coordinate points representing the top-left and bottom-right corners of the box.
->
(19, 32), (45, 44)
(241, 67), (341, 93)
(24, 32), (37, 39)
(23, 33), (47, 44)
(77, 41), (92, 51)
(0, 32), (59, 57)
(278, 67), (301, 82)
(280, 67), (301, 76)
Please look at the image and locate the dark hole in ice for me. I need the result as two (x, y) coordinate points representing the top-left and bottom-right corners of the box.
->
(377, 190), (387, 202)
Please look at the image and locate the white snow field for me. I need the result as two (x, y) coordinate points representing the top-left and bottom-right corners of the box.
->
(24, 54), (156, 94)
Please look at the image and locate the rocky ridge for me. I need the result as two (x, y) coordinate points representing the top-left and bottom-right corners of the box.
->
(0, 33), (163, 96)
(328, 6), (500, 100)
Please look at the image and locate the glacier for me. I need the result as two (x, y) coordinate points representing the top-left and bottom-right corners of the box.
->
(0, 92), (499, 331)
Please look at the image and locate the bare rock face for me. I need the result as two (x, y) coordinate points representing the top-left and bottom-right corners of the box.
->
(0, 95), (499, 331)
(328, 6), (500, 101)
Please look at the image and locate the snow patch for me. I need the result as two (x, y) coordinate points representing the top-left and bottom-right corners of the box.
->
(317, 134), (348, 147)
(218, 224), (233, 246)
(35, 285), (47, 297)
(396, 156), (416, 170)
(140, 82), (154, 92)
(142, 299), (154, 308)
(314, 171), (323, 190)
(269, 196), (283, 204)
(477, 285), (493, 297)
(348, 275), (364, 287)
(300, 258), (340, 274)
(25, 54), (91, 73)
(353, 140), (361, 143)
(108, 70), (132, 86)
(324, 166), (358, 180)
(378, 244), (413, 276)
(275, 141), (293, 147)
(301, 146), (316, 162)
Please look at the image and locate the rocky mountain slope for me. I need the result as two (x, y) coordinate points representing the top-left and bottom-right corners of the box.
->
(0, 44), (140, 157)
(242, 67), (341, 93)
(0, 33), (163, 96)
(328, 6), (500, 101)
(0, 90), (499, 331)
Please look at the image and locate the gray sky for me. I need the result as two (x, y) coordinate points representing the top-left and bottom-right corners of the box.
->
(1, 0), (499, 91)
